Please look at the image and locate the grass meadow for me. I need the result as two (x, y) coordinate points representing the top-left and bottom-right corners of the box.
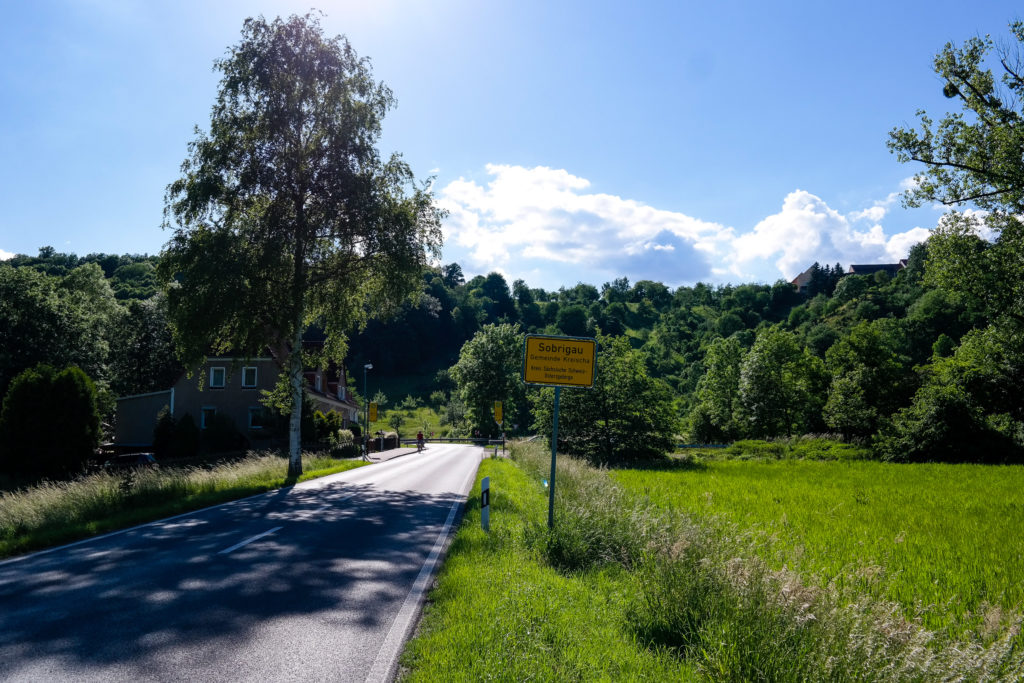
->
(613, 458), (1024, 639)
(0, 451), (367, 558)
(402, 442), (1024, 681)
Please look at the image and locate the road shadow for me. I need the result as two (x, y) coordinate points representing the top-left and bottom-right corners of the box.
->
(0, 480), (466, 678)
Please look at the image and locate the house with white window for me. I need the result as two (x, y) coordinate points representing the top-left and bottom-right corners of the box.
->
(113, 357), (359, 449)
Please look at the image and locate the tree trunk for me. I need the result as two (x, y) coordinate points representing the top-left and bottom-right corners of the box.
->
(289, 198), (307, 478)
(288, 322), (304, 478)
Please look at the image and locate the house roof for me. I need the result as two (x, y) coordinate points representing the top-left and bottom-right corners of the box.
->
(846, 263), (905, 276)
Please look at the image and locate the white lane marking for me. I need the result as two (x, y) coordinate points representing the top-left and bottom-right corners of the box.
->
(218, 526), (282, 555)
(364, 461), (479, 683)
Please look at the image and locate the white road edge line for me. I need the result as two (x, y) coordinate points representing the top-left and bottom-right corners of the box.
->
(365, 450), (482, 683)
(218, 526), (283, 555)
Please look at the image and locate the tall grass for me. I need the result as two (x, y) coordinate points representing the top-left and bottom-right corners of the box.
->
(504, 441), (1024, 680)
(0, 451), (366, 557)
(400, 455), (696, 681)
(615, 458), (1024, 639)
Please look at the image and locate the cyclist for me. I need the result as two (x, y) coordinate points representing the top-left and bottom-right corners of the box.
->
(416, 430), (425, 452)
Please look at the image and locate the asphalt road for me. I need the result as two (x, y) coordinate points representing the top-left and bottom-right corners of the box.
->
(0, 443), (483, 682)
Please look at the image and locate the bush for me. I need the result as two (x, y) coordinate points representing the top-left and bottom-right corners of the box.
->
(721, 438), (871, 461)
(312, 409), (347, 442)
(726, 440), (787, 459)
(153, 409), (200, 459)
(202, 413), (246, 453)
(687, 403), (729, 444)
(328, 428), (360, 458)
(0, 364), (100, 477)
(874, 384), (1022, 463)
(175, 414), (201, 458)
(152, 407), (176, 460)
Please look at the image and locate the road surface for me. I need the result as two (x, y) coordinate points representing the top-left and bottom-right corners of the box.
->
(0, 443), (482, 682)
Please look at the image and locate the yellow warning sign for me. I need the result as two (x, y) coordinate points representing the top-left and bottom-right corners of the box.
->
(523, 335), (597, 388)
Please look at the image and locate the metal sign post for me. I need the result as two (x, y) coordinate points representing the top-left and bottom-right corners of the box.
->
(481, 476), (490, 532)
(522, 334), (597, 530)
(548, 387), (560, 529)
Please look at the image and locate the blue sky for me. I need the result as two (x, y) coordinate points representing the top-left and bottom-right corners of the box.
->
(1, 1), (1020, 290)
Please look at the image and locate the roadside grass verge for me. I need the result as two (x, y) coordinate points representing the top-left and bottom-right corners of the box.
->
(614, 458), (1024, 640)
(405, 442), (1023, 681)
(400, 456), (697, 681)
(0, 452), (367, 558)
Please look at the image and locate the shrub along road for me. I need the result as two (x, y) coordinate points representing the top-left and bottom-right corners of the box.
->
(0, 444), (481, 682)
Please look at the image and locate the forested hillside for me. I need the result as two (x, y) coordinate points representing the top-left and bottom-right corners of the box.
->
(340, 240), (1020, 462)
(2, 229), (1021, 464)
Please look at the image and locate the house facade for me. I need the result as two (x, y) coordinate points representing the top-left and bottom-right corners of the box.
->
(114, 358), (360, 448)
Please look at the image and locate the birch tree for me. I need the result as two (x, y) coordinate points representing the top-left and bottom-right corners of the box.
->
(160, 13), (443, 476)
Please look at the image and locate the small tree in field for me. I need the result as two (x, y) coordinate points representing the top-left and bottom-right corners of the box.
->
(159, 13), (443, 477)
(0, 364), (100, 477)
(450, 323), (526, 438)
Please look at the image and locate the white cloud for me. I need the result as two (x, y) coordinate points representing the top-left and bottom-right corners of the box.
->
(0, 249), (14, 261)
(439, 165), (933, 288)
(849, 205), (888, 223)
(884, 227), (931, 259)
(726, 189), (929, 281)
(439, 164), (733, 287)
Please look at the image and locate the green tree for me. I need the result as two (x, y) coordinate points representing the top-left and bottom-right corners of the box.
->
(823, 322), (912, 439)
(159, 14), (443, 476)
(480, 272), (517, 321)
(531, 334), (679, 465)
(888, 21), (1024, 327)
(450, 323), (526, 437)
(0, 364), (100, 477)
(556, 304), (589, 337)
(108, 294), (182, 396)
(687, 336), (743, 442)
(111, 261), (159, 300)
(874, 383), (1020, 464)
(931, 325), (1024, 426)
(738, 328), (827, 438)
(513, 279), (543, 330)
(387, 411), (406, 435)
(0, 263), (114, 397)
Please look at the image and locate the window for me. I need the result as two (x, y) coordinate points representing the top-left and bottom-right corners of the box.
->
(248, 406), (269, 429)
(242, 366), (258, 388)
(209, 367), (226, 389)
(314, 374), (322, 392)
(201, 407), (216, 429)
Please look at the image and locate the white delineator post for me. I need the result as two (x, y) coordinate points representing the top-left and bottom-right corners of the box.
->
(481, 476), (490, 532)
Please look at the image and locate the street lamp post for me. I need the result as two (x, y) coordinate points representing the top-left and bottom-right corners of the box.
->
(363, 363), (373, 457)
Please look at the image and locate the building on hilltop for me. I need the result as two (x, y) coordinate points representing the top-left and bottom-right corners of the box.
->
(791, 265), (816, 294)
(791, 259), (908, 294)
(846, 260), (908, 277)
